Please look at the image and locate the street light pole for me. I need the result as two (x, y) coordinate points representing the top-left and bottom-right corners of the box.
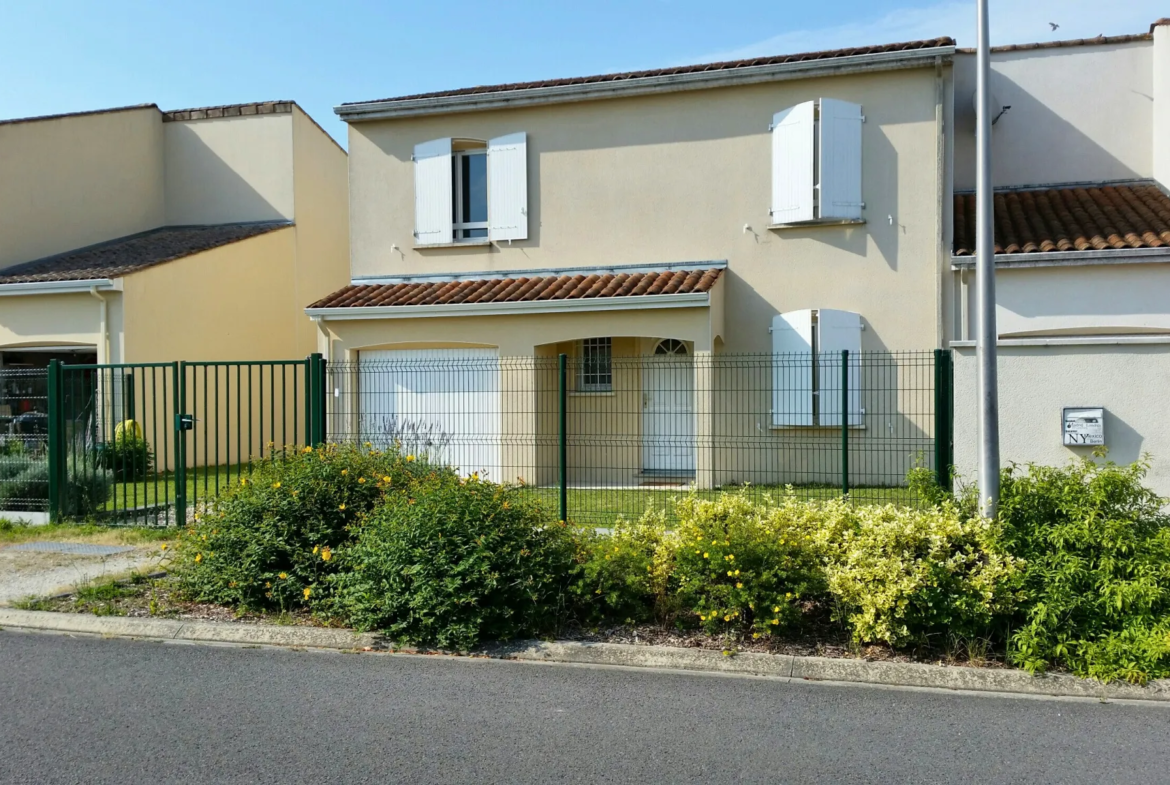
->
(975, 0), (1000, 517)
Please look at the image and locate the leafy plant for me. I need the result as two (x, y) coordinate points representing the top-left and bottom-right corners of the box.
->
(97, 429), (154, 482)
(325, 474), (575, 650)
(998, 455), (1170, 683)
(573, 514), (670, 625)
(173, 443), (443, 611)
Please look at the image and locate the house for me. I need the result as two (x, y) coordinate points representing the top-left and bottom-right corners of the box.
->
(311, 38), (958, 488)
(948, 20), (1170, 495)
(0, 101), (349, 372)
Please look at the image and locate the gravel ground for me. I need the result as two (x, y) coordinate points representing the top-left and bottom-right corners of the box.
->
(0, 546), (159, 606)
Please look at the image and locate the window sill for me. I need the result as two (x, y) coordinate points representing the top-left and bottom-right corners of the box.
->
(768, 218), (866, 230)
(413, 240), (493, 250)
(571, 391), (615, 397)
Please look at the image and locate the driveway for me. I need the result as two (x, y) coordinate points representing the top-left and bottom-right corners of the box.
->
(0, 632), (1167, 784)
(0, 542), (158, 605)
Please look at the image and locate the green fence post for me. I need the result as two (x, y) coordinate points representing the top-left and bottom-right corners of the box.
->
(933, 349), (946, 491)
(841, 349), (849, 497)
(303, 356), (314, 447)
(173, 361), (186, 525)
(313, 353), (327, 445)
(944, 350), (955, 493)
(46, 360), (63, 522)
(558, 353), (568, 524)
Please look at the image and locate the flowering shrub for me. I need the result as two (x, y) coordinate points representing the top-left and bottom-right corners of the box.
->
(667, 492), (827, 639)
(815, 500), (1020, 646)
(324, 475), (576, 650)
(998, 456), (1170, 683)
(174, 444), (444, 611)
(573, 514), (671, 625)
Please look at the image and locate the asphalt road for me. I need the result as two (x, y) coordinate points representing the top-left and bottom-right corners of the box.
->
(1, 632), (1169, 784)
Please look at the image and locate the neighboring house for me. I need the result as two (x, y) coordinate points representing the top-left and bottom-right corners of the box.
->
(948, 21), (1170, 495)
(312, 38), (958, 487)
(0, 101), (349, 372)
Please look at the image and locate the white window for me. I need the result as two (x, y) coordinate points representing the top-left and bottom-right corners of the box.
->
(413, 133), (529, 245)
(771, 99), (863, 224)
(770, 309), (862, 427)
(579, 338), (613, 392)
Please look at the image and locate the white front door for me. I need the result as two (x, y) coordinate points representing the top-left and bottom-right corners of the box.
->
(358, 348), (501, 480)
(642, 339), (695, 475)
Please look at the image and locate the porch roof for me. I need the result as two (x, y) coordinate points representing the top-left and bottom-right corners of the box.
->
(307, 264), (724, 316)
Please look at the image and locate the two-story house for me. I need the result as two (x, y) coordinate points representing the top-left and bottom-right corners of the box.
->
(309, 38), (957, 489)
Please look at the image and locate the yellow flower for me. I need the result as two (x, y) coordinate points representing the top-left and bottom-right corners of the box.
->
(303, 587), (312, 599)
(382, 476), (391, 483)
(291, 490), (298, 497)
(771, 618), (779, 625)
(240, 478), (247, 485)
(364, 442), (372, 448)
(786, 593), (793, 599)
(406, 455), (415, 462)
(278, 572), (288, 580)
(194, 553), (203, 563)
(734, 570), (740, 576)
(338, 504), (346, 511)
(358, 477), (366, 484)
(727, 554), (735, 562)
(321, 547), (332, 562)
(272, 482), (281, 489)
(736, 582), (744, 589)
(727, 571), (734, 577)
(695, 550), (701, 554)
(773, 606), (780, 613)
(341, 469), (348, 475)
(303, 446), (313, 453)
(753, 633), (761, 639)
(313, 545), (319, 554)
(723, 615), (731, 621)
(703, 552), (709, 559)
(160, 543), (168, 551)
(265, 582), (271, 589)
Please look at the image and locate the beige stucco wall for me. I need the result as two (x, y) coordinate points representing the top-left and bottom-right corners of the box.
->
(164, 113), (295, 226)
(952, 43), (1153, 190)
(291, 107), (350, 355)
(346, 65), (947, 354)
(0, 293), (105, 353)
(122, 228), (298, 361)
(1154, 25), (1170, 187)
(954, 343), (1170, 498)
(0, 107), (165, 269)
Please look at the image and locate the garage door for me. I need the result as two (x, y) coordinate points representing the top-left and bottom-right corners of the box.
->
(358, 349), (500, 479)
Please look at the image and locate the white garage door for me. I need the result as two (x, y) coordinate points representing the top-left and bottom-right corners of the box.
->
(359, 348), (501, 480)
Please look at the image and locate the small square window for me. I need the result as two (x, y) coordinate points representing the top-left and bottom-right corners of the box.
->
(579, 338), (612, 392)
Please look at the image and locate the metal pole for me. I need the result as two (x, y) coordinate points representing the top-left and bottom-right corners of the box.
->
(840, 349), (849, 497)
(976, 0), (1000, 517)
(47, 360), (62, 522)
(558, 353), (568, 524)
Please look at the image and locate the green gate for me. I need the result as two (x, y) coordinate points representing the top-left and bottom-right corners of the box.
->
(47, 355), (327, 526)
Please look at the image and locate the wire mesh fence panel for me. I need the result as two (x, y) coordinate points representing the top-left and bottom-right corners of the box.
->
(0, 368), (50, 514)
(324, 350), (948, 527)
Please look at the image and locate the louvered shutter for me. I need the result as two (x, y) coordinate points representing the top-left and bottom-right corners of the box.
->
(817, 308), (863, 427)
(771, 102), (815, 224)
(488, 132), (528, 242)
(413, 138), (452, 245)
(771, 310), (814, 426)
(818, 99), (863, 220)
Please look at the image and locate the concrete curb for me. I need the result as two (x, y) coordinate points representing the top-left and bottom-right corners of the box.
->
(3, 608), (1169, 702)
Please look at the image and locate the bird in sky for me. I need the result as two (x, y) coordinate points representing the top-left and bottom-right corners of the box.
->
(1049, 22), (1060, 30)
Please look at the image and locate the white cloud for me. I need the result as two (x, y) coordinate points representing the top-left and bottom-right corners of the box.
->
(693, 0), (1164, 62)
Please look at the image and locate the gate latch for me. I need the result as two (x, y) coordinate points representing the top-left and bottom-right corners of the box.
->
(175, 414), (195, 432)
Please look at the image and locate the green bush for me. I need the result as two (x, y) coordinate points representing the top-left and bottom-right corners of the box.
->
(174, 444), (444, 611)
(999, 456), (1170, 683)
(0, 458), (109, 515)
(573, 514), (669, 625)
(324, 475), (575, 650)
(814, 499), (1019, 647)
(664, 492), (828, 639)
(97, 434), (154, 482)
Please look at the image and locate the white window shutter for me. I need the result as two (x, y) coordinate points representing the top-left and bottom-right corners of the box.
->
(413, 138), (452, 245)
(488, 132), (528, 242)
(771, 102), (815, 224)
(771, 310), (814, 426)
(818, 99), (863, 220)
(817, 308), (863, 427)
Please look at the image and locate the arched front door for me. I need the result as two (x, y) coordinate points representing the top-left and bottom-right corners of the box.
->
(641, 339), (695, 475)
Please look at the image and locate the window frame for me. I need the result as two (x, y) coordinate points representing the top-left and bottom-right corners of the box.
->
(452, 148), (488, 242)
(578, 337), (614, 393)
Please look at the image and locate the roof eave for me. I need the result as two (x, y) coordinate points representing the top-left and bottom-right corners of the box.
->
(950, 246), (1170, 269)
(336, 46), (954, 122)
(306, 292), (711, 321)
(0, 279), (118, 296)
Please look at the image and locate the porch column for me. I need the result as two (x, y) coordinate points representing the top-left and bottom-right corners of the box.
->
(694, 350), (714, 489)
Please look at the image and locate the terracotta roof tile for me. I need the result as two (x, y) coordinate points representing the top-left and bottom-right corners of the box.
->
(309, 267), (724, 310)
(952, 184), (1170, 256)
(342, 38), (954, 107)
(0, 222), (291, 284)
(955, 32), (1151, 54)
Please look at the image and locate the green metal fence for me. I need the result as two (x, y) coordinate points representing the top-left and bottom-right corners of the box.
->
(0, 368), (50, 515)
(46, 356), (327, 526)
(325, 350), (954, 526)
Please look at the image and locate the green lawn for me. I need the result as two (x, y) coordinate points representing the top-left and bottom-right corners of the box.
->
(104, 464), (243, 518)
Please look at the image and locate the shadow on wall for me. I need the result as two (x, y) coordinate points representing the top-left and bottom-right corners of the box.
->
(164, 125), (287, 225)
(953, 60), (1148, 189)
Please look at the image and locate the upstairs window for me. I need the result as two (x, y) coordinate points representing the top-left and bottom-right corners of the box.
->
(770, 308), (862, 427)
(413, 133), (529, 245)
(579, 338), (613, 392)
(771, 99), (864, 225)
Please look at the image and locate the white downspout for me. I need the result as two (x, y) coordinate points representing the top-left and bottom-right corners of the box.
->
(89, 286), (108, 364)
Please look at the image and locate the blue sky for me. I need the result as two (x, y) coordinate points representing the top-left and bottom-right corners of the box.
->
(1, 0), (1163, 146)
